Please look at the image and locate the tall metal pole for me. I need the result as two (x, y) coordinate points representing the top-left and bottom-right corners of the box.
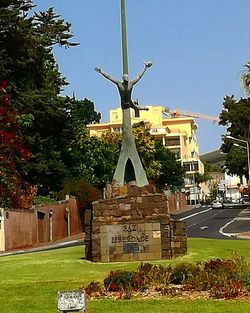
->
(120, 0), (129, 76)
(98, 0), (149, 187)
(226, 136), (250, 184)
(192, 162), (197, 206)
(247, 141), (250, 184)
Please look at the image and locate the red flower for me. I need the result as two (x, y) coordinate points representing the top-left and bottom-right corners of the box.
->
(5, 132), (16, 142)
(0, 80), (8, 90)
(2, 95), (11, 106)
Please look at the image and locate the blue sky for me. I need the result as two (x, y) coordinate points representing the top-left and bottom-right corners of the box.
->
(34, 0), (250, 154)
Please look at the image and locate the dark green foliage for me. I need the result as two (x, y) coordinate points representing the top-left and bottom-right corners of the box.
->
(194, 172), (211, 184)
(0, 1), (102, 198)
(220, 96), (250, 139)
(66, 130), (119, 188)
(33, 195), (56, 205)
(220, 95), (250, 180)
(0, 1), (77, 94)
(132, 122), (185, 191)
(204, 161), (223, 173)
(58, 179), (99, 210)
(104, 270), (132, 292)
(169, 262), (198, 285)
(154, 141), (185, 191)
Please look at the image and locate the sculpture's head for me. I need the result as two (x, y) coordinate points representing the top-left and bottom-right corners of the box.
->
(122, 74), (129, 82)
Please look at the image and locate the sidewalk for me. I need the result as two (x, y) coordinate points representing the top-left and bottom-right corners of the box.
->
(0, 232), (85, 257)
(236, 231), (250, 239)
(170, 204), (199, 215)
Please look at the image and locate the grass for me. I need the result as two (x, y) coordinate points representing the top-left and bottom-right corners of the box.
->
(1, 238), (250, 312)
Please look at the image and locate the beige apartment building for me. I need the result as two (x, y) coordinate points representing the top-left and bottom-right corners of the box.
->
(87, 105), (204, 197)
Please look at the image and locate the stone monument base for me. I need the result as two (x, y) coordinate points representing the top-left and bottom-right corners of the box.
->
(85, 184), (187, 262)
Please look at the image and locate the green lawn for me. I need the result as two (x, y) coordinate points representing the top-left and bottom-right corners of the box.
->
(1, 238), (250, 313)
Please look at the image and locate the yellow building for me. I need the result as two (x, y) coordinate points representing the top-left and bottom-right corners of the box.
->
(87, 105), (204, 195)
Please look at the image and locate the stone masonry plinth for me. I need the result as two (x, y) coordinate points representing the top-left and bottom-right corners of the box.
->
(85, 184), (187, 262)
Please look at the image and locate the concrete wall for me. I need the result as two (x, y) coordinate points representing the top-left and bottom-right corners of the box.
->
(168, 193), (187, 212)
(4, 209), (38, 250)
(0, 208), (5, 251)
(35, 197), (83, 242)
(2, 197), (83, 251)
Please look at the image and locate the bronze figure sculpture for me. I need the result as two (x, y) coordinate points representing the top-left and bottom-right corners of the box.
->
(95, 0), (153, 187)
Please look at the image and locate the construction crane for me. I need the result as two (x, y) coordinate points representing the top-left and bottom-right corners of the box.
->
(163, 107), (220, 123)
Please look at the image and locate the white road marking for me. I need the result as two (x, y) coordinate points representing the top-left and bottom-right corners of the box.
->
(219, 216), (250, 238)
(179, 208), (212, 221)
(58, 240), (79, 246)
(219, 220), (236, 238)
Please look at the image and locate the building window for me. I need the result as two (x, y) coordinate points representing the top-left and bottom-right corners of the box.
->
(111, 127), (122, 133)
(183, 161), (199, 172)
(165, 136), (180, 146)
(171, 149), (181, 159)
(112, 112), (118, 120)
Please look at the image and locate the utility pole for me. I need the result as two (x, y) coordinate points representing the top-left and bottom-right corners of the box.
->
(226, 135), (250, 185)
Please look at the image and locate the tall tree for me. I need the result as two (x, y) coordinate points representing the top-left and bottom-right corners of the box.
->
(154, 141), (185, 191)
(241, 61), (250, 97)
(132, 122), (185, 190)
(66, 128), (119, 188)
(0, 1), (101, 196)
(220, 95), (250, 180)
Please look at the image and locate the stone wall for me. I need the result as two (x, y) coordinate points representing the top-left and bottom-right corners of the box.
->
(85, 185), (187, 262)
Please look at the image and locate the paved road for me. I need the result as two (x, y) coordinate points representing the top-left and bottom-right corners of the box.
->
(171, 205), (250, 239)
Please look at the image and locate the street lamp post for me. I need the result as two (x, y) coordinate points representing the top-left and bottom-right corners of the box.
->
(191, 161), (197, 206)
(226, 135), (250, 184)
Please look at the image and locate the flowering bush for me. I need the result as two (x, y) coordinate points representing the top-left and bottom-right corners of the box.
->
(83, 255), (250, 300)
(0, 79), (35, 208)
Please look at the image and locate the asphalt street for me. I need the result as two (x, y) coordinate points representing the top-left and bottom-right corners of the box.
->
(172, 205), (250, 239)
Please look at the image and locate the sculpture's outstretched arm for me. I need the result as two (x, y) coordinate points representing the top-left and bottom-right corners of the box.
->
(95, 67), (119, 85)
(130, 61), (153, 86)
(130, 99), (149, 111)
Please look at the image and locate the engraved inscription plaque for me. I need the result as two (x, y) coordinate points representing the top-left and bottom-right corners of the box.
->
(57, 290), (86, 312)
(100, 222), (162, 261)
(123, 243), (139, 253)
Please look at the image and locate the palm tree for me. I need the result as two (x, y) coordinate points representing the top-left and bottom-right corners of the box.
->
(240, 62), (250, 97)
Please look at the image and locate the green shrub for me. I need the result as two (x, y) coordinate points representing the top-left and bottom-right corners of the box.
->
(104, 270), (133, 298)
(170, 262), (199, 285)
(33, 195), (56, 205)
